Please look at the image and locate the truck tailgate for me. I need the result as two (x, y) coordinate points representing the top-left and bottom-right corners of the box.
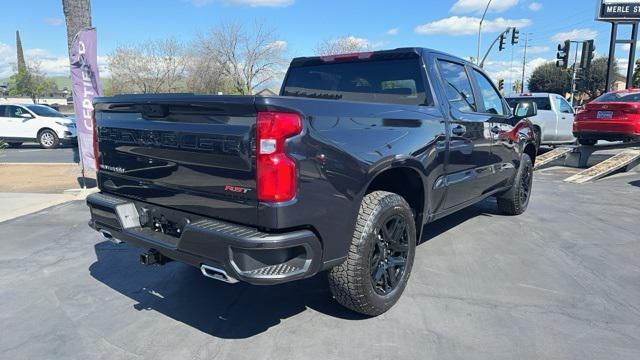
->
(94, 96), (259, 225)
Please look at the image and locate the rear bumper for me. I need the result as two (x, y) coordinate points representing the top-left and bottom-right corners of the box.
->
(573, 119), (640, 140)
(573, 131), (640, 142)
(86, 192), (323, 285)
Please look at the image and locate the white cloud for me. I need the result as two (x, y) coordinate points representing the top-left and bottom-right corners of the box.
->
(617, 57), (630, 75)
(528, 2), (543, 11)
(525, 46), (550, 54)
(551, 28), (598, 43)
(386, 28), (400, 36)
(187, 0), (293, 6)
(622, 43), (631, 51)
(0, 42), (15, 79)
(44, 18), (64, 26)
(451, 0), (519, 14)
(0, 43), (111, 79)
(267, 40), (288, 50)
(415, 16), (531, 36)
(332, 36), (381, 50)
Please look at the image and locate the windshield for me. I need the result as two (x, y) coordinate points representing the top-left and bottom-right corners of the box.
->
(594, 92), (640, 103)
(25, 105), (67, 118)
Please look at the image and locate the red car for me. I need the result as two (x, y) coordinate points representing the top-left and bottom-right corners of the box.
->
(574, 89), (640, 145)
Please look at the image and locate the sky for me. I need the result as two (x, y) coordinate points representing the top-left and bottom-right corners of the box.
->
(0, 0), (635, 92)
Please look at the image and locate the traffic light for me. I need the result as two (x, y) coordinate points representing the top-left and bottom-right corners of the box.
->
(556, 40), (570, 69)
(498, 79), (505, 91)
(499, 34), (507, 51)
(580, 40), (595, 70)
(511, 28), (520, 45)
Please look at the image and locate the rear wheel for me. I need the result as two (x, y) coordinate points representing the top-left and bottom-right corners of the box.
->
(578, 138), (597, 146)
(328, 191), (416, 316)
(497, 153), (533, 216)
(38, 129), (59, 149)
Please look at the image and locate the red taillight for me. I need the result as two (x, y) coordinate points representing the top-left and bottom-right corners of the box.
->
(256, 111), (302, 202)
(92, 110), (100, 170)
(623, 107), (640, 114)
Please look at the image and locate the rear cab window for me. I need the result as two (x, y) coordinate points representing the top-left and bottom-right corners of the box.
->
(506, 96), (552, 111)
(282, 58), (431, 106)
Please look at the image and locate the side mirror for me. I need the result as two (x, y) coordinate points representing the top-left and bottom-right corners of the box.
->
(19, 113), (33, 119)
(513, 101), (537, 120)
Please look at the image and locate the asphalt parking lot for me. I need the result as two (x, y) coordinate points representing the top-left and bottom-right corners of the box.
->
(0, 144), (78, 163)
(1, 168), (639, 360)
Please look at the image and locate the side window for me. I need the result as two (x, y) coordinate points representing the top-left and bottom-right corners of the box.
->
(7, 106), (28, 118)
(0, 105), (7, 118)
(473, 69), (506, 116)
(438, 60), (476, 113)
(555, 96), (573, 114)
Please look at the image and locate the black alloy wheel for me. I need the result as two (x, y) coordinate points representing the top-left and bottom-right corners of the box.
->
(370, 215), (410, 295)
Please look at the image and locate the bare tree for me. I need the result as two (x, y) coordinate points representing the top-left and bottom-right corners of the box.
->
(185, 55), (232, 95)
(195, 22), (287, 95)
(62, 0), (92, 58)
(107, 39), (187, 94)
(315, 36), (371, 56)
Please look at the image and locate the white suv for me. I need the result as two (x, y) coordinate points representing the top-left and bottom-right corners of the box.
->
(0, 104), (77, 149)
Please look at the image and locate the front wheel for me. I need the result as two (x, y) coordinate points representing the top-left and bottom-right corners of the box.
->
(497, 153), (533, 216)
(38, 129), (59, 149)
(328, 191), (416, 316)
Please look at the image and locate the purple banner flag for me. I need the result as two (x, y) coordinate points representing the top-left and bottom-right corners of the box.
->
(70, 28), (102, 171)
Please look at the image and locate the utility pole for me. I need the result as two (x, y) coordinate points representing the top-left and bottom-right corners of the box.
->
(477, 0), (493, 65)
(521, 33), (529, 93)
(570, 42), (580, 106)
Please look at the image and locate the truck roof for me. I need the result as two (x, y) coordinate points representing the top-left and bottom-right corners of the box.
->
(289, 47), (470, 68)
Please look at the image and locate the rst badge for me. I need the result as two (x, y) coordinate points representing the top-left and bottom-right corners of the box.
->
(224, 185), (253, 194)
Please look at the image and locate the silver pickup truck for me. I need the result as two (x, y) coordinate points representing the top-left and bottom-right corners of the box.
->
(506, 93), (576, 149)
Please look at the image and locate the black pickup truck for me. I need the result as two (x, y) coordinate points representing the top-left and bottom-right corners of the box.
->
(86, 48), (538, 316)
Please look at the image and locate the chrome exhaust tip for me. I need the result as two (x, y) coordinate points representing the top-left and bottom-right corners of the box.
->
(200, 264), (239, 284)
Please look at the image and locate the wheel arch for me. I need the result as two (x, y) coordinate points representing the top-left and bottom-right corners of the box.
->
(364, 165), (426, 239)
(37, 127), (58, 138)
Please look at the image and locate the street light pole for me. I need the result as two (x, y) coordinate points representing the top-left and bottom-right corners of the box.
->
(477, 0), (493, 65)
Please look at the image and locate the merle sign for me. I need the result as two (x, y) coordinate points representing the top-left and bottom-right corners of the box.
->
(597, 0), (640, 21)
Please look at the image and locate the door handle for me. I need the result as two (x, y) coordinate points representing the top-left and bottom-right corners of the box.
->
(491, 126), (502, 135)
(451, 125), (466, 136)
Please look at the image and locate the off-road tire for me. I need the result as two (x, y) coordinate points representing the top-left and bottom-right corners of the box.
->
(497, 153), (533, 216)
(328, 191), (416, 316)
(38, 129), (59, 149)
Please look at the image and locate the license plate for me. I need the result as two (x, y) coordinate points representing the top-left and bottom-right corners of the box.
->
(597, 111), (613, 119)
